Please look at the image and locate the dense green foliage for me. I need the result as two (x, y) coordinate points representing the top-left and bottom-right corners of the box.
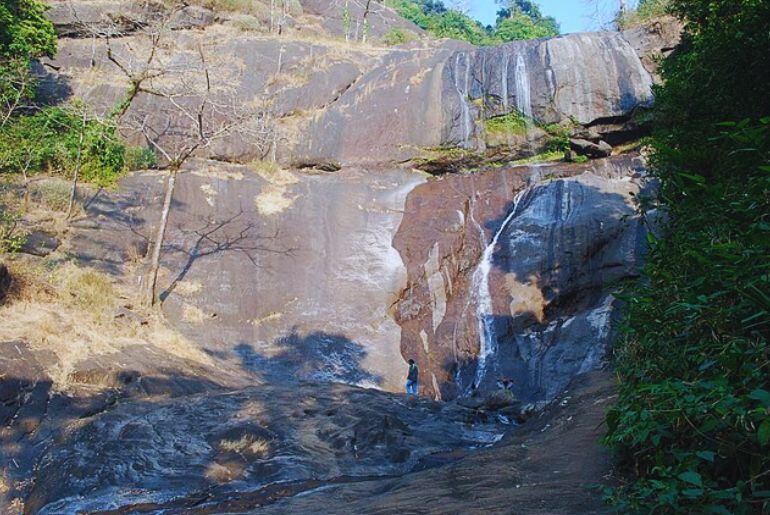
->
(0, 0), (57, 126)
(0, 107), (141, 186)
(385, 0), (558, 45)
(494, 0), (559, 40)
(605, 0), (770, 512)
(0, 0), (151, 190)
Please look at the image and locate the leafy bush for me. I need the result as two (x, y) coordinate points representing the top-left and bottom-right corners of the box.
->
(542, 123), (570, 152)
(382, 28), (415, 46)
(605, 1), (770, 512)
(0, 0), (57, 126)
(495, 12), (558, 42)
(485, 112), (528, 137)
(0, 107), (140, 186)
(124, 146), (157, 172)
(0, 209), (25, 252)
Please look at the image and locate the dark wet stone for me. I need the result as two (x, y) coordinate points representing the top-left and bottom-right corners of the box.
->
(20, 231), (61, 257)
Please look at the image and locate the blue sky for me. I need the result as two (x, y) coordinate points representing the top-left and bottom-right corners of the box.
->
(465, 0), (639, 33)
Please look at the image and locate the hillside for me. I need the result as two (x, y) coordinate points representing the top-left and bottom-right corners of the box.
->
(6, 0), (763, 513)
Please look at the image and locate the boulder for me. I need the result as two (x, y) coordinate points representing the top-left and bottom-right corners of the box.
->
(483, 389), (518, 410)
(570, 138), (613, 158)
(622, 17), (682, 78)
(45, 0), (163, 37)
(168, 5), (216, 30)
(20, 231), (61, 257)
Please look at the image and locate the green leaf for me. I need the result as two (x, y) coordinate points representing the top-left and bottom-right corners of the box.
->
(749, 389), (770, 408)
(676, 172), (706, 184)
(678, 470), (703, 486)
(682, 488), (704, 498)
(758, 420), (770, 446)
(696, 450), (715, 462)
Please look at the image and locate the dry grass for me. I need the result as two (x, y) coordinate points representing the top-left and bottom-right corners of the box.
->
(56, 263), (118, 322)
(0, 258), (215, 391)
(30, 180), (71, 212)
(205, 461), (245, 483)
(219, 435), (271, 457)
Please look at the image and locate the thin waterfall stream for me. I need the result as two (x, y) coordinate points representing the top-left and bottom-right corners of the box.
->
(469, 188), (529, 391)
(454, 52), (473, 147)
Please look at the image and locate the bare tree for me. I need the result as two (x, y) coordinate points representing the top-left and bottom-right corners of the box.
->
(93, 4), (273, 307)
(584, 0), (630, 29)
(0, 65), (34, 130)
(361, 0), (373, 44)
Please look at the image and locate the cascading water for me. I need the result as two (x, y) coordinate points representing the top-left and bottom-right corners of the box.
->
(454, 52), (473, 148)
(501, 53), (510, 110)
(469, 189), (529, 391)
(514, 52), (532, 119)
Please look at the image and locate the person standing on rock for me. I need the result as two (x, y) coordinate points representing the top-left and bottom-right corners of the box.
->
(406, 359), (419, 398)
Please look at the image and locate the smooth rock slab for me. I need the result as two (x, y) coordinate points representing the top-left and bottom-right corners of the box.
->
(28, 382), (502, 513)
(68, 161), (426, 392)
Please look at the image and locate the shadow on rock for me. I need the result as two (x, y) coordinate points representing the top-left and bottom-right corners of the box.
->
(235, 330), (383, 388)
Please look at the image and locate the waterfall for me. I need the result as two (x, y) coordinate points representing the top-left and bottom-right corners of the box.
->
(454, 52), (473, 147)
(470, 189), (528, 390)
(501, 53), (510, 110)
(514, 52), (532, 119)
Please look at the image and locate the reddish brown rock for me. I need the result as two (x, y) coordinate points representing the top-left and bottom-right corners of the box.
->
(393, 155), (650, 401)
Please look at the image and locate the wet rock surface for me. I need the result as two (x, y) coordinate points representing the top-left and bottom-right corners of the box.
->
(393, 155), (650, 401)
(0, 4), (682, 511)
(28, 382), (503, 513)
(190, 371), (618, 514)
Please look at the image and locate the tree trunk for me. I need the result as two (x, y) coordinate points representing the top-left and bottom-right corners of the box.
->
(67, 111), (87, 220)
(361, 0), (373, 43)
(144, 170), (177, 307)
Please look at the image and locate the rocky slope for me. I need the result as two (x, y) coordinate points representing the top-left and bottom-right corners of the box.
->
(0, 1), (680, 511)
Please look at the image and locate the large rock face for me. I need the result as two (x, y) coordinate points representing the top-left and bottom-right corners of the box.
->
(71, 162), (423, 391)
(0, 4), (682, 510)
(393, 155), (650, 401)
(297, 30), (658, 163)
(38, 3), (677, 166)
(66, 155), (649, 404)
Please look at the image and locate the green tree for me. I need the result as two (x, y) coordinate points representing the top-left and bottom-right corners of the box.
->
(495, 12), (558, 41)
(605, 0), (770, 512)
(387, 0), (558, 44)
(0, 0), (57, 127)
(494, 0), (559, 41)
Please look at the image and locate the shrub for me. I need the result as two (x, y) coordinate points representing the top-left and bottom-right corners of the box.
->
(382, 28), (415, 46)
(0, 106), (139, 187)
(124, 146), (157, 172)
(485, 112), (528, 137)
(617, 0), (672, 29)
(55, 263), (117, 321)
(0, 0), (57, 126)
(605, 1), (770, 512)
(0, 209), (25, 253)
